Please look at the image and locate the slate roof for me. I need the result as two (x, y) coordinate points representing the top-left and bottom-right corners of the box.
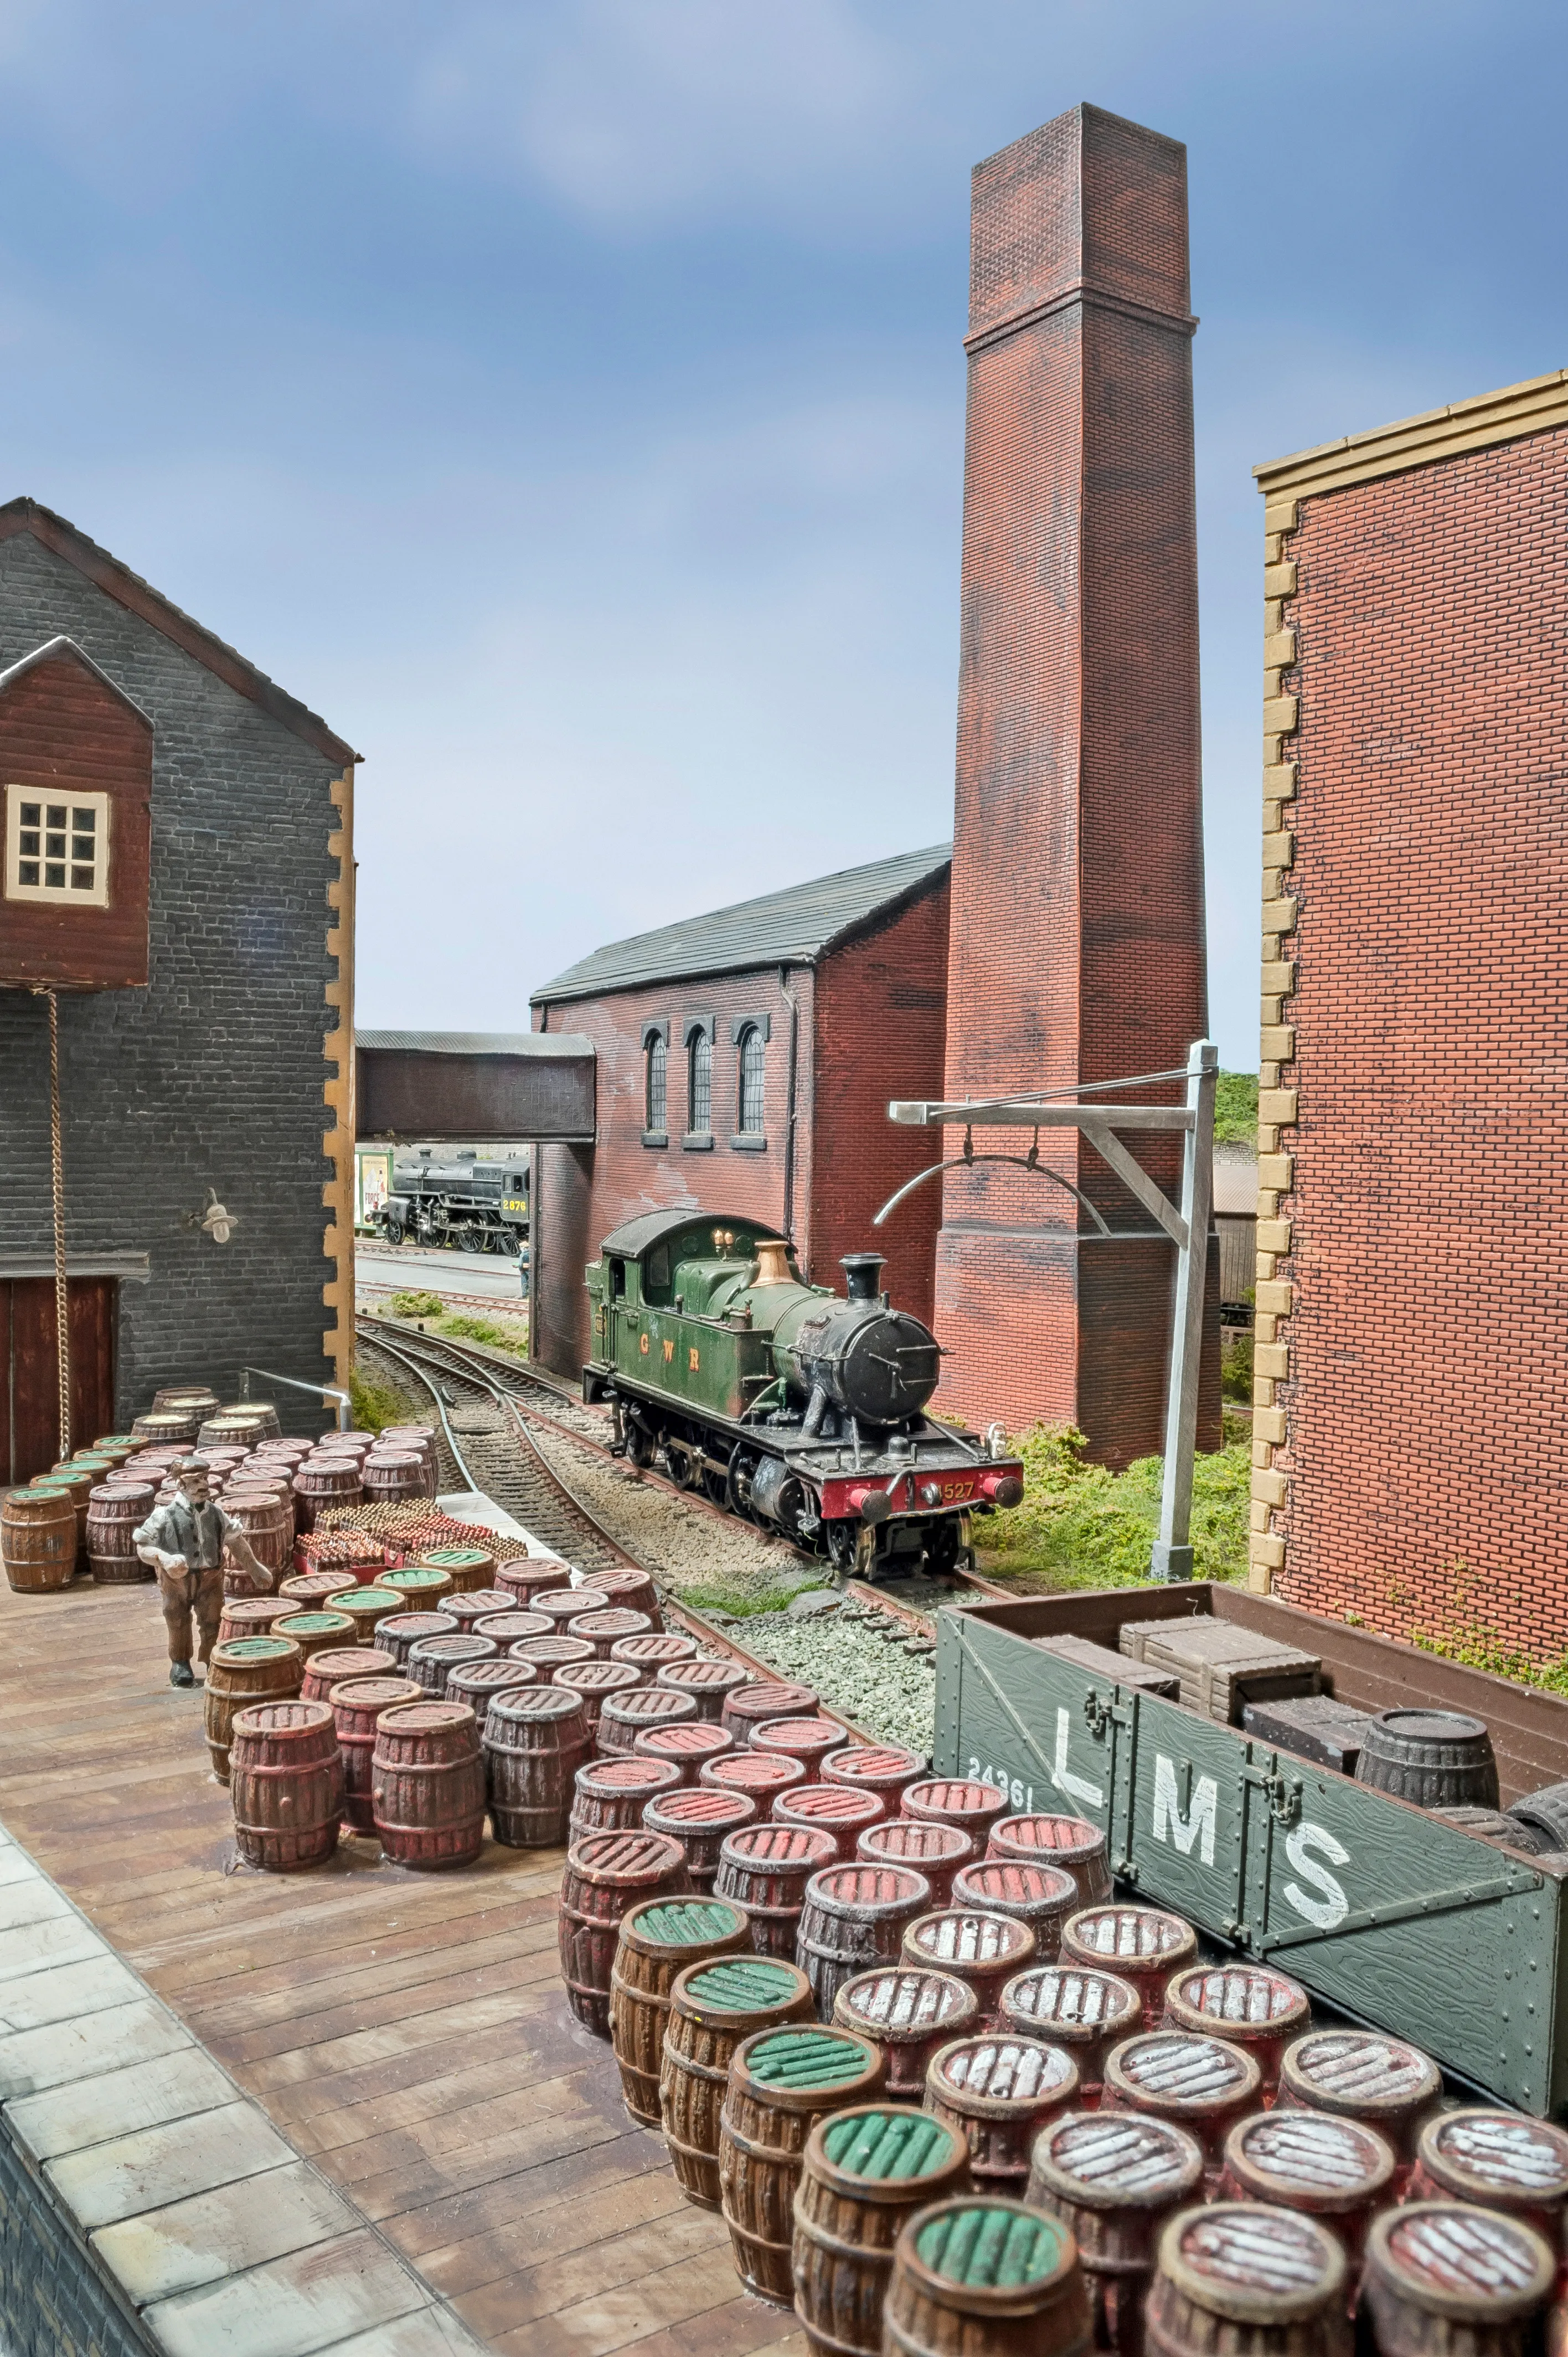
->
(357, 1030), (592, 1058)
(532, 843), (952, 1005)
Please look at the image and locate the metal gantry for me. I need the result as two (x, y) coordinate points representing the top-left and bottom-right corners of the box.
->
(882, 1038), (1218, 1581)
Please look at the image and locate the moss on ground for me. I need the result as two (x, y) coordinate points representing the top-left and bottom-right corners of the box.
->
(350, 1370), (417, 1432)
(976, 1424), (1250, 1593)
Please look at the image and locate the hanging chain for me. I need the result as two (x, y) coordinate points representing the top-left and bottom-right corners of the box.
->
(47, 990), (70, 1458)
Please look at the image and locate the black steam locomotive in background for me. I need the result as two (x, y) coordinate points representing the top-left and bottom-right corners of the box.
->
(373, 1152), (529, 1253)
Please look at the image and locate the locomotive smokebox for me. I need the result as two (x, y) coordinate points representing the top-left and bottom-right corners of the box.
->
(777, 1291), (941, 1430)
(840, 1252), (886, 1303)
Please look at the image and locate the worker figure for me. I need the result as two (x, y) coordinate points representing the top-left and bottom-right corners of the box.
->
(133, 1457), (271, 1688)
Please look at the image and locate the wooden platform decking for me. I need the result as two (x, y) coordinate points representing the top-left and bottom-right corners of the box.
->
(0, 1573), (808, 2357)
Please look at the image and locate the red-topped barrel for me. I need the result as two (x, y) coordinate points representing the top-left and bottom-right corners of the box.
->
(657, 1655), (750, 1717)
(951, 1858), (1076, 1964)
(333, 1674), (421, 1833)
(752, 1716), (843, 1781)
(775, 1781), (884, 1860)
(612, 1631), (698, 1684)
(715, 1821), (837, 1959)
(902, 1778), (1008, 1843)
(559, 1828), (690, 2034)
(643, 1785), (756, 1891)
(570, 1607), (653, 1658)
(823, 1743), (924, 1816)
(633, 1720), (734, 1785)
(987, 1812), (1112, 1907)
(723, 1679), (819, 1748)
(858, 1818), (973, 1908)
(797, 1861), (932, 2019)
(301, 1645), (394, 1704)
(570, 1753), (682, 1841)
(554, 1659), (643, 1737)
(598, 1685), (700, 1757)
(701, 1750), (806, 1809)
(446, 1656), (538, 1731)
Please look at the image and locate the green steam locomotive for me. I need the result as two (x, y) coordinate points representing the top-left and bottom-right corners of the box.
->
(583, 1210), (1024, 1579)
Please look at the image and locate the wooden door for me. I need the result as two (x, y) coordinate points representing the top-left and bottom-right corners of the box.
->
(1, 1278), (117, 1481)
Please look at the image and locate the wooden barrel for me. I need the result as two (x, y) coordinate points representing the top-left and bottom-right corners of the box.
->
(599, 1686), (700, 1758)
(1145, 2205), (1348, 2357)
(1409, 2109), (1568, 2242)
(609, 1895), (753, 2125)
(798, 1862), (932, 2020)
(592, 1565), (661, 1622)
(613, 1633), (699, 1683)
(559, 1829), (691, 2034)
(902, 1779), (1008, 1845)
(333, 1674), (421, 1832)
(132, 1408), (200, 1447)
(444, 1589), (517, 1635)
(1363, 2204), (1555, 2357)
(152, 1385), (221, 1421)
(229, 1699), (343, 1870)
(657, 1656), (750, 1717)
(794, 2103), (972, 2357)
(278, 1569), (358, 1606)
(221, 1491), (291, 1577)
(200, 1403), (281, 1445)
(884, 2198), (1091, 2357)
(472, 1608), (550, 1646)
(407, 1632), (497, 1697)
(361, 1451), (426, 1504)
(419, 1546), (497, 1593)
(570, 1754), (683, 1841)
(950, 1859), (1076, 1964)
(379, 1611), (458, 1668)
(292, 1460), (363, 1533)
(301, 1646), (394, 1704)
(832, 1968), (978, 2100)
(1102, 2032), (1262, 2170)
(644, 1786), (757, 1891)
(372, 1700), (487, 1870)
(633, 1721), (734, 1784)
(533, 1585), (609, 1628)
(570, 1607), (654, 1658)
(1276, 2029), (1442, 2157)
(1163, 1964), (1310, 2092)
(751, 1716), (843, 1782)
(719, 2024), (883, 2303)
(822, 1744), (924, 1817)
(714, 1821), (836, 1958)
(926, 2034), (1079, 2198)
(857, 1820), (972, 1910)
(330, 1586), (403, 1646)
(217, 1596), (297, 1643)
(723, 1679), (819, 1748)
(702, 1751), (807, 1809)
(1219, 2113), (1395, 2260)
(378, 1565), (455, 1610)
(662, 1954), (816, 2209)
(998, 1963), (1142, 2095)
(1028, 2111), (1205, 2357)
(987, 1812), (1113, 1906)
(555, 1660), (643, 1736)
(1355, 1709), (1500, 1810)
(494, 1555), (571, 1606)
(1061, 1907), (1199, 2028)
(777, 1784), (886, 1862)
(902, 1909), (1035, 2024)
(511, 1634), (595, 1676)
(446, 1656), (537, 1730)
(33, 1468), (91, 1563)
(204, 1635), (305, 1779)
(90, 1433), (141, 1464)
(486, 1686), (591, 1847)
(85, 1482), (155, 1584)
(271, 1607), (357, 1667)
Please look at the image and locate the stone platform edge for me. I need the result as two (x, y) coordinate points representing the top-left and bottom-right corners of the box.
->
(0, 1813), (489, 2357)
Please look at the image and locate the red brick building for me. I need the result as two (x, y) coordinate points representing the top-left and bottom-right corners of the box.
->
(530, 848), (950, 1380)
(1250, 368), (1568, 1655)
(933, 105), (1214, 1465)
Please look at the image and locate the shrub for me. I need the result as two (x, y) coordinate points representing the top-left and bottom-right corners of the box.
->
(980, 1424), (1251, 1591)
(388, 1289), (445, 1319)
(350, 1370), (413, 1433)
(1220, 1329), (1254, 1401)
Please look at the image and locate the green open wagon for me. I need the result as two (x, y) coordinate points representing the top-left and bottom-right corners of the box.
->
(935, 1583), (1568, 2116)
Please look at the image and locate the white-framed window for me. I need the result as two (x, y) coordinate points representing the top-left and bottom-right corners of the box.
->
(4, 784), (111, 907)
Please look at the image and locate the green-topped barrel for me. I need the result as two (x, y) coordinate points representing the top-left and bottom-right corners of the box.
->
(378, 1563), (455, 1609)
(719, 2022), (884, 2304)
(662, 1954), (816, 2209)
(793, 2104), (971, 2357)
(417, 1546), (494, 1594)
(272, 1611), (357, 1670)
(608, 1895), (754, 2126)
(885, 2199), (1090, 2357)
(2, 1484), (77, 1592)
(329, 1585), (403, 1646)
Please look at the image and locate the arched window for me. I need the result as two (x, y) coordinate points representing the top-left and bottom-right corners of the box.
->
(688, 1029), (712, 1134)
(738, 1025), (765, 1134)
(645, 1033), (667, 1134)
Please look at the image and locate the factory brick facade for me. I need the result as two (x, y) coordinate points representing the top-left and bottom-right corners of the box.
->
(0, 501), (357, 1476)
(1250, 370), (1568, 1656)
(530, 851), (950, 1381)
(933, 105), (1215, 1464)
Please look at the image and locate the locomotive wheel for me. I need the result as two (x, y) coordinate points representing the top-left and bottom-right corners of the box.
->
(726, 1448), (761, 1522)
(623, 1419), (657, 1470)
(664, 1438), (699, 1490)
(461, 1229), (482, 1252)
(384, 1220), (404, 1247)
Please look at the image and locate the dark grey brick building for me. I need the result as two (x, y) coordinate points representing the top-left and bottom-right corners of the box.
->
(0, 501), (357, 1471)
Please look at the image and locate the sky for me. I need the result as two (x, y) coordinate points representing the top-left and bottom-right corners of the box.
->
(0, 1), (1563, 1071)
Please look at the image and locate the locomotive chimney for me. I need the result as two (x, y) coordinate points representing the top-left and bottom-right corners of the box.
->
(753, 1238), (793, 1287)
(840, 1252), (886, 1303)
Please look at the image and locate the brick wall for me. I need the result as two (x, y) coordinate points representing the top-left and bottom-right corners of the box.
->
(0, 2113), (152, 2355)
(935, 105), (1213, 1463)
(0, 533), (345, 1430)
(1257, 415), (1568, 1654)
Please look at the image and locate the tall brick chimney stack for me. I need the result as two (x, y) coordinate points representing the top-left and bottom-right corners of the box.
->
(933, 105), (1215, 1465)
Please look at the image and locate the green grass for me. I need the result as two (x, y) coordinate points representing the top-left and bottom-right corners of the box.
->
(1214, 1072), (1259, 1145)
(680, 1584), (813, 1619)
(435, 1310), (530, 1357)
(387, 1289), (445, 1318)
(978, 1424), (1251, 1592)
(350, 1370), (416, 1433)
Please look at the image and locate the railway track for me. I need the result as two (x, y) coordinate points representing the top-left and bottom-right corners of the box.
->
(354, 1313), (1001, 1751)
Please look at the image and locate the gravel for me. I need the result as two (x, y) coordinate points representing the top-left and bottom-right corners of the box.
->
(741, 1608), (937, 1757)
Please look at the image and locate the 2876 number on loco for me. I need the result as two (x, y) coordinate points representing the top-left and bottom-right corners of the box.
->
(582, 1211), (1024, 1581)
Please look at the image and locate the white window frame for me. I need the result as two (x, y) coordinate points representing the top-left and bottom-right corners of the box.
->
(4, 783), (111, 908)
